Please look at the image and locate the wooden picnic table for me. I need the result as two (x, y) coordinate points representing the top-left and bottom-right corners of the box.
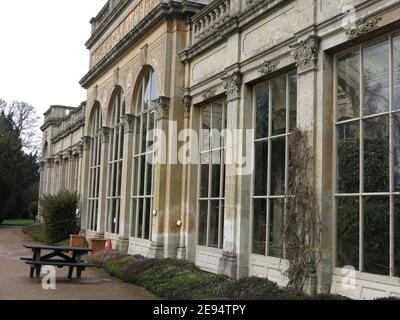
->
(21, 244), (94, 284)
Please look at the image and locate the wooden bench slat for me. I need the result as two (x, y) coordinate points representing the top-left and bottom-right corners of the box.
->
(25, 261), (95, 268)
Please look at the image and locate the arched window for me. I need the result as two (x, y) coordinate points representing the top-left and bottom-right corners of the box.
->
(88, 104), (102, 231)
(107, 89), (125, 234)
(131, 69), (157, 240)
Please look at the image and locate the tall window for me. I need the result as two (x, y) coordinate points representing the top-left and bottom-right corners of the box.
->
(131, 69), (157, 240)
(335, 34), (400, 277)
(252, 72), (297, 258)
(107, 89), (125, 234)
(88, 105), (102, 231)
(73, 155), (81, 193)
(198, 100), (227, 249)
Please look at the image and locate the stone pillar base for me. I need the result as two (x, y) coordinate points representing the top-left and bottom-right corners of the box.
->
(303, 270), (318, 295)
(96, 232), (105, 239)
(116, 237), (129, 253)
(148, 242), (164, 259)
(219, 252), (238, 280)
(176, 247), (187, 260)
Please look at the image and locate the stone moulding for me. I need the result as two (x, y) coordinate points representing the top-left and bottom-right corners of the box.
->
(259, 60), (280, 76)
(290, 35), (320, 74)
(345, 16), (382, 40)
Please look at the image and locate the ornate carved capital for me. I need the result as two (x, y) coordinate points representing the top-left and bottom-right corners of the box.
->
(62, 149), (72, 161)
(81, 136), (92, 151)
(259, 60), (279, 76)
(122, 114), (136, 133)
(222, 72), (243, 102)
(202, 88), (216, 102)
(151, 96), (170, 121)
(46, 157), (55, 167)
(99, 127), (111, 144)
(290, 35), (320, 74)
(346, 16), (382, 40)
(182, 95), (192, 119)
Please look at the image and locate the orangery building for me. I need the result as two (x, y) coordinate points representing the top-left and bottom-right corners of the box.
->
(39, 0), (400, 299)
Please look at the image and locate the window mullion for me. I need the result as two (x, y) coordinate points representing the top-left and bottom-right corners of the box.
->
(359, 45), (365, 273)
(389, 34), (395, 277)
(266, 83), (273, 256)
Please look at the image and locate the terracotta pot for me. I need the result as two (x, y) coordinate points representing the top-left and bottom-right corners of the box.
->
(70, 234), (86, 248)
(89, 238), (107, 254)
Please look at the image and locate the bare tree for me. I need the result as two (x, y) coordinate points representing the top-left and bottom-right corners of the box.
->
(0, 100), (41, 154)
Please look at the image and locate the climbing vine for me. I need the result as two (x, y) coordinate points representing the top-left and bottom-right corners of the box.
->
(283, 128), (321, 293)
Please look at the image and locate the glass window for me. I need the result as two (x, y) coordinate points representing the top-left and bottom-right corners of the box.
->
(131, 69), (157, 240)
(198, 101), (227, 249)
(107, 89), (125, 234)
(335, 35), (400, 277)
(252, 71), (297, 257)
(88, 105), (102, 231)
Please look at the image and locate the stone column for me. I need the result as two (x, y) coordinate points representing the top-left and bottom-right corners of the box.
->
(79, 137), (90, 233)
(177, 95), (192, 260)
(219, 71), (243, 279)
(46, 158), (54, 195)
(148, 97), (170, 259)
(97, 127), (111, 238)
(117, 114), (135, 252)
(290, 34), (321, 294)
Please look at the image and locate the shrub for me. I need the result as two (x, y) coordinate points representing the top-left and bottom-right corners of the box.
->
(23, 223), (46, 242)
(40, 191), (80, 245)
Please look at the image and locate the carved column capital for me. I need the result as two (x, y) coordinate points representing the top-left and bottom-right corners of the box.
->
(202, 88), (216, 102)
(222, 71), (243, 102)
(182, 95), (192, 119)
(122, 114), (136, 133)
(46, 158), (55, 168)
(99, 127), (111, 144)
(290, 35), (320, 75)
(81, 136), (92, 151)
(151, 96), (170, 121)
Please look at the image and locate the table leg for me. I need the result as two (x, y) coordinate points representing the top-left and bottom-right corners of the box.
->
(68, 266), (74, 280)
(76, 268), (82, 284)
(29, 267), (34, 279)
(35, 266), (41, 283)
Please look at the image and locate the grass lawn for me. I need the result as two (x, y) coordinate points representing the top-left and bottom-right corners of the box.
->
(1, 219), (35, 226)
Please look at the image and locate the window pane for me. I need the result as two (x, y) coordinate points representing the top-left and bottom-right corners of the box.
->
(146, 158), (153, 196)
(255, 84), (269, 139)
(364, 196), (390, 276)
(144, 198), (151, 240)
(269, 199), (283, 258)
(336, 197), (359, 270)
(393, 35), (400, 109)
(289, 72), (297, 130)
(271, 75), (286, 136)
(395, 197), (400, 277)
(139, 156), (146, 195)
(254, 141), (268, 196)
(270, 137), (285, 196)
(363, 39), (390, 116)
(364, 115), (389, 193)
(141, 113), (148, 153)
(394, 113), (400, 192)
(202, 107), (211, 151)
(200, 153), (209, 198)
(253, 199), (267, 255)
(130, 199), (136, 237)
(198, 201), (208, 246)
(137, 199), (144, 239)
(211, 150), (221, 198)
(337, 51), (360, 121)
(151, 71), (157, 100)
(219, 200), (225, 249)
(337, 122), (359, 194)
(208, 201), (220, 248)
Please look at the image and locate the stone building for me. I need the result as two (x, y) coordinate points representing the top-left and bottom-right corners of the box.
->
(39, 0), (400, 299)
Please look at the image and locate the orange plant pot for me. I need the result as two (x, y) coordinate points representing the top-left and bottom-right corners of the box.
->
(70, 235), (86, 248)
(89, 238), (107, 254)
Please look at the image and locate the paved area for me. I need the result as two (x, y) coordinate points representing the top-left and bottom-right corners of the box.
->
(0, 226), (158, 300)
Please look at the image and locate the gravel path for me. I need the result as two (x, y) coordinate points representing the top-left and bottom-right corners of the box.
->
(0, 226), (158, 300)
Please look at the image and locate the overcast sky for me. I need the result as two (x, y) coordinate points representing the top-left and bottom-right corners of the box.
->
(0, 0), (106, 119)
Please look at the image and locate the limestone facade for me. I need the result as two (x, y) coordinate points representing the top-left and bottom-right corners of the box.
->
(40, 0), (400, 299)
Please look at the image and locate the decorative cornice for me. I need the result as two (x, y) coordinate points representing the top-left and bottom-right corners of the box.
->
(222, 72), (243, 102)
(80, 2), (204, 88)
(182, 95), (192, 119)
(345, 16), (382, 40)
(259, 60), (279, 76)
(202, 88), (217, 102)
(290, 35), (320, 74)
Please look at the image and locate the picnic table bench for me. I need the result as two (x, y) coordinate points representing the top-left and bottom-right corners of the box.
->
(21, 244), (95, 284)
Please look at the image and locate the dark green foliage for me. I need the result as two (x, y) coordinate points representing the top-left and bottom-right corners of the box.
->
(0, 107), (40, 223)
(40, 191), (80, 244)
(23, 223), (46, 243)
(90, 251), (350, 300)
